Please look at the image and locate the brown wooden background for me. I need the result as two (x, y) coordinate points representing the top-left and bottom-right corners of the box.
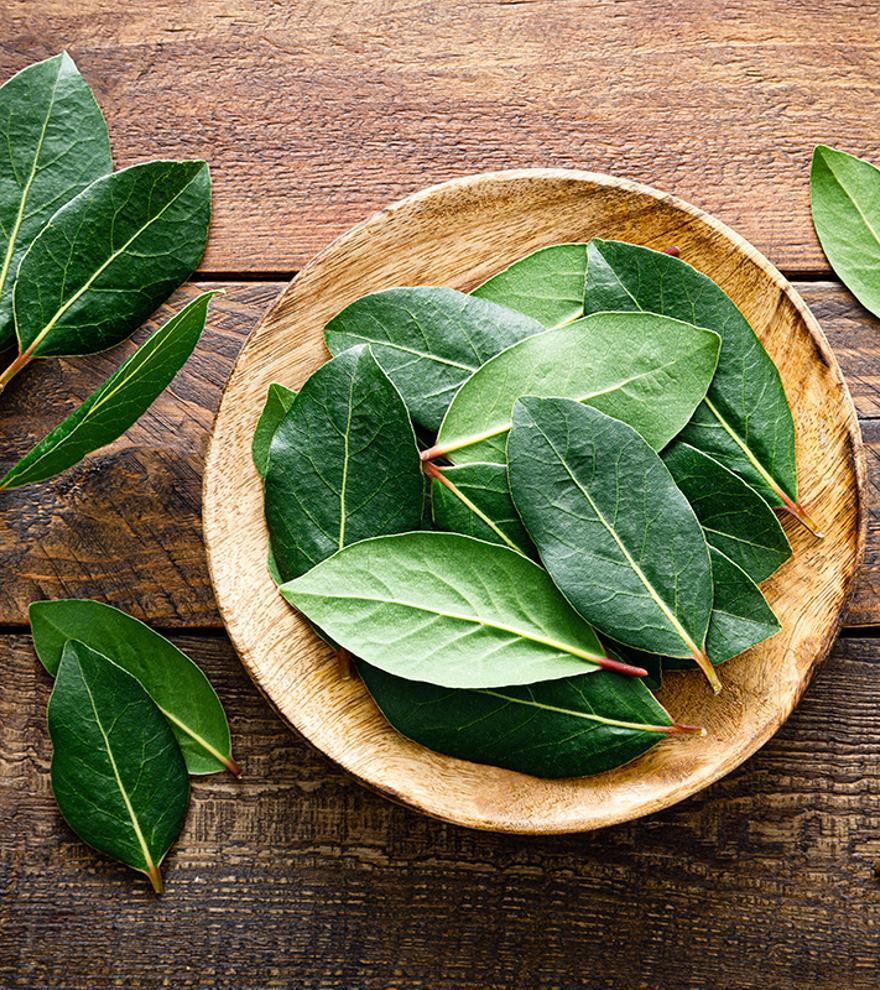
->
(2, 2), (880, 987)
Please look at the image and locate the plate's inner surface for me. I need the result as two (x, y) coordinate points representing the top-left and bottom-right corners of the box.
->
(203, 170), (863, 833)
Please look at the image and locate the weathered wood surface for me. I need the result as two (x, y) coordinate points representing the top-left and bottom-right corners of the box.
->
(2, 280), (878, 628)
(2, 631), (878, 989)
(3, 1), (879, 274)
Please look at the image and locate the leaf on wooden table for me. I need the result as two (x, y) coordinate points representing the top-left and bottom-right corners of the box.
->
(0, 291), (218, 490)
(280, 531), (649, 688)
(358, 660), (700, 780)
(3, 159), (210, 384)
(426, 312), (720, 464)
(508, 397), (719, 691)
(0, 52), (111, 350)
(662, 441), (791, 582)
(582, 239), (814, 533)
(252, 382), (297, 479)
(471, 243), (588, 328)
(811, 145), (880, 321)
(31, 598), (237, 776)
(428, 461), (535, 557)
(48, 640), (190, 892)
(324, 287), (545, 433)
(264, 345), (424, 582)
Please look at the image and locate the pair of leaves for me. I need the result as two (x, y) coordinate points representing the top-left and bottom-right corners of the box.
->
(0, 52), (111, 350)
(0, 291), (218, 490)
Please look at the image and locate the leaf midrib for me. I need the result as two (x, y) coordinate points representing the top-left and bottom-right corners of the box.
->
(477, 689), (670, 733)
(331, 331), (475, 372)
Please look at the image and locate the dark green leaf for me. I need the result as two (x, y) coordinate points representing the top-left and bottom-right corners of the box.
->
(428, 461), (535, 556)
(665, 548), (780, 669)
(583, 240), (806, 528)
(252, 382), (297, 479)
(358, 660), (693, 779)
(471, 243), (588, 328)
(48, 640), (190, 892)
(508, 397), (719, 691)
(428, 312), (720, 463)
(12, 159), (210, 359)
(811, 145), (880, 319)
(324, 287), (545, 433)
(662, 441), (791, 582)
(31, 598), (236, 776)
(0, 291), (217, 490)
(264, 345), (424, 582)
(0, 52), (111, 349)
(280, 532), (647, 688)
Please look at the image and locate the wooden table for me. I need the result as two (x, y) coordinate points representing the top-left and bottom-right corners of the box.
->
(2, 4), (879, 987)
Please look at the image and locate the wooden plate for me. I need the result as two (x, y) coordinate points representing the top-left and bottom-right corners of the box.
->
(203, 169), (865, 833)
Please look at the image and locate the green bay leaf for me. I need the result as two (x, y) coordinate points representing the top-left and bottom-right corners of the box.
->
(7, 158), (210, 368)
(0, 52), (111, 349)
(48, 640), (190, 892)
(508, 397), (719, 691)
(264, 345), (424, 582)
(252, 382), (297, 479)
(0, 291), (217, 490)
(280, 532), (648, 688)
(471, 243), (588, 328)
(429, 312), (720, 463)
(583, 239), (808, 529)
(662, 441), (791, 582)
(31, 598), (236, 776)
(358, 660), (693, 779)
(324, 287), (545, 433)
(811, 145), (880, 320)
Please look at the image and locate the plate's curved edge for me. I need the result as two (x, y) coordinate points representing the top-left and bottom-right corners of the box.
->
(202, 167), (867, 834)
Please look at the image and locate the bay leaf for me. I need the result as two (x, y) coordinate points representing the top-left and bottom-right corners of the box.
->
(427, 460), (535, 557)
(1, 159), (210, 388)
(280, 531), (649, 688)
(31, 598), (237, 776)
(426, 311), (720, 464)
(48, 640), (190, 892)
(252, 382), (297, 479)
(0, 291), (218, 491)
(508, 397), (719, 691)
(264, 345), (424, 582)
(0, 52), (111, 350)
(324, 287), (545, 433)
(811, 145), (880, 320)
(471, 243), (588, 328)
(358, 659), (699, 779)
(582, 239), (815, 533)
(665, 547), (780, 669)
(662, 441), (791, 582)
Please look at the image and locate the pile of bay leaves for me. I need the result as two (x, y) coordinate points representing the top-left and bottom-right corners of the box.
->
(256, 239), (817, 780)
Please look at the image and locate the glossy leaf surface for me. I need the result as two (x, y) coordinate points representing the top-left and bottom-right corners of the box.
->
(31, 598), (235, 776)
(0, 52), (111, 349)
(0, 292), (217, 490)
(48, 640), (189, 892)
(471, 243), (588, 328)
(264, 345), (424, 582)
(359, 660), (681, 779)
(430, 312), (720, 463)
(662, 441), (791, 582)
(280, 531), (637, 689)
(324, 287), (544, 433)
(508, 398), (717, 688)
(13, 159), (210, 358)
(252, 382), (296, 479)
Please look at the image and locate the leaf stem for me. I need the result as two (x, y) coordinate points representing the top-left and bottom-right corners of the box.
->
(147, 863), (163, 894)
(776, 490), (825, 539)
(0, 349), (33, 394)
(691, 647), (722, 694)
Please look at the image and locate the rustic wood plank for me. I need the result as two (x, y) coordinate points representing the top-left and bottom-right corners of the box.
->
(1, 280), (879, 628)
(1, 630), (877, 989)
(3, 1), (879, 274)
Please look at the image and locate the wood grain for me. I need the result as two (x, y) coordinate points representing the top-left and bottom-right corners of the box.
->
(203, 171), (864, 832)
(2, 0), (879, 274)
(2, 631), (878, 989)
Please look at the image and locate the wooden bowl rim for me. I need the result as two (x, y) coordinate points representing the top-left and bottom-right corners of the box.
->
(203, 167), (866, 833)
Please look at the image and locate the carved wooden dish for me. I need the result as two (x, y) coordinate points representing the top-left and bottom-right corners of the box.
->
(203, 169), (865, 833)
